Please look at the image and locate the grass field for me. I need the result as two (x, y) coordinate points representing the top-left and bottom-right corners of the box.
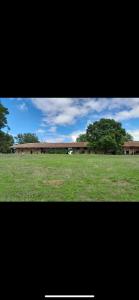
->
(0, 154), (139, 201)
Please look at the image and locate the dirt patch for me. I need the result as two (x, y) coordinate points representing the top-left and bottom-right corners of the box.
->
(44, 180), (64, 186)
(111, 179), (130, 187)
(101, 178), (110, 183)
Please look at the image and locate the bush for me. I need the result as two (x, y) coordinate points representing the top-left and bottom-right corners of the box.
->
(47, 149), (68, 154)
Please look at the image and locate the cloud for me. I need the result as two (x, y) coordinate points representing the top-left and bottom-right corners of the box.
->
(17, 102), (28, 111)
(36, 126), (57, 139)
(46, 137), (66, 143)
(68, 130), (86, 142)
(127, 129), (139, 141)
(114, 106), (139, 121)
(41, 133), (67, 143)
(15, 97), (139, 125)
(48, 126), (57, 133)
(40, 129), (86, 143)
(36, 129), (45, 134)
(14, 98), (139, 143)
(30, 98), (139, 126)
(31, 98), (109, 126)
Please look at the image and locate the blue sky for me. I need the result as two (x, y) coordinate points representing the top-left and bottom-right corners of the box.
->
(1, 98), (139, 141)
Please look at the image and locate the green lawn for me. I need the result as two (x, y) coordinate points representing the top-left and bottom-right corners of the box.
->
(0, 154), (139, 201)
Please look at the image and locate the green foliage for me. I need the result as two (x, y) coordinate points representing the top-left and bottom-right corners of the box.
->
(0, 102), (9, 130)
(15, 133), (39, 144)
(0, 101), (13, 153)
(0, 131), (14, 153)
(76, 133), (88, 142)
(86, 118), (133, 154)
(97, 135), (118, 154)
(47, 148), (68, 154)
(123, 133), (133, 142)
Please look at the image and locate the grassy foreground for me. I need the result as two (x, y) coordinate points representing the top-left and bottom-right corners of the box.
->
(0, 154), (139, 201)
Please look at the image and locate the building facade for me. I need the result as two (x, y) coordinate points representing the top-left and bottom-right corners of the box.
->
(11, 142), (89, 154)
(11, 141), (139, 154)
(123, 141), (139, 155)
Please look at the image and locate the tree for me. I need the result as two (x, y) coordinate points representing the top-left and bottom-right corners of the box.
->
(15, 133), (40, 144)
(97, 135), (118, 154)
(0, 131), (14, 153)
(0, 101), (9, 130)
(76, 133), (88, 142)
(124, 133), (133, 142)
(0, 101), (13, 153)
(86, 118), (133, 154)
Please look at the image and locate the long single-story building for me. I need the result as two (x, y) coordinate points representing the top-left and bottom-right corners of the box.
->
(11, 142), (89, 154)
(123, 141), (139, 155)
(11, 141), (139, 154)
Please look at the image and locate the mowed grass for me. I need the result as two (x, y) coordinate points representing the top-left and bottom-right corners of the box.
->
(0, 154), (139, 201)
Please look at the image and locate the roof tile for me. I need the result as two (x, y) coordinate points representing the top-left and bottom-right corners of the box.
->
(11, 142), (88, 149)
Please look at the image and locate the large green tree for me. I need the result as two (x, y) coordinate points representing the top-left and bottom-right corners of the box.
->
(0, 102), (14, 153)
(15, 133), (39, 144)
(76, 133), (88, 142)
(124, 132), (133, 142)
(0, 131), (14, 153)
(85, 118), (133, 154)
(0, 101), (9, 130)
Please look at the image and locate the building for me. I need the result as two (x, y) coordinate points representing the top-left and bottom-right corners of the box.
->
(11, 141), (139, 154)
(11, 142), (89, 154)
(123, 141), (139, 155)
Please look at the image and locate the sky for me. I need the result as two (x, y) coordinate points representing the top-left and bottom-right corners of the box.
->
(1, 98), (139, 142)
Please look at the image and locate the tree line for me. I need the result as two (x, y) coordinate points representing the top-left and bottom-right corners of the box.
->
(0, 102), (14, 153)
(0, 101), (133, 154)
(0, 102), (39, 153)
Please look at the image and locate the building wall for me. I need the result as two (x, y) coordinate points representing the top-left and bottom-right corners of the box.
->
(15, 147), (89, 154)
(124, 148), (139, 154)
(17, 147), (139, 154)
(16, 146), (139, 154)
(16, 148), (41, 154)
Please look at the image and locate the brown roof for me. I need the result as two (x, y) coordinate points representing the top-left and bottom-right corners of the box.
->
(11, 142), (88, 149)
(123, 141), (139, 147)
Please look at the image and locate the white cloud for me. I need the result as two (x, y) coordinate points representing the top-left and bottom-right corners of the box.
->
(15, 98), (139, 143)
(30, 98), (139, 126)
(36, 129), (45, 134)
(14, 97), (139, 125)
(17, 102), (28, 111)
(46, 137), (65, 143)
(48, 126), (57, 133)
(68, 130), (86, 142)
(114, 106), (139, 121)
(40, 122), (47, 127)
(41, 134), (67, 143)
(31, 98), (109, 126)
(40, 129), (86, 143)
(128, 129), (139, 141)
(88, 99), (139, 122)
